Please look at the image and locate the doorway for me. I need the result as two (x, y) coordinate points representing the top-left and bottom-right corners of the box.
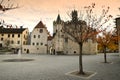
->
(27, 49), (29, 54)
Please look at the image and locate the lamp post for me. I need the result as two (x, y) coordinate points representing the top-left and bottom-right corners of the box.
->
(20, 26), (23, 54)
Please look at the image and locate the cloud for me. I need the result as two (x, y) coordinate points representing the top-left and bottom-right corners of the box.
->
(1, 0), (120, 34)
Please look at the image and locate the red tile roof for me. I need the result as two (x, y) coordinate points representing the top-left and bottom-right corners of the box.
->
(35, 21), (45, 28)
(34, 21), (51, 37)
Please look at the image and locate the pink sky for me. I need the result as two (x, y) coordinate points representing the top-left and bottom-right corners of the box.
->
(0, 0), (120, 34)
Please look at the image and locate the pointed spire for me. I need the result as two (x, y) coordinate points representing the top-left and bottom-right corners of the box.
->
(56, 14), (61, 24)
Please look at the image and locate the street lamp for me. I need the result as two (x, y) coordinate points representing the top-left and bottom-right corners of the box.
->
(20, 26), (23, 54)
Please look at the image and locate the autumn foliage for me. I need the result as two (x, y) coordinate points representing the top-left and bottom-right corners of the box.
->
(96, 29), (118, 63)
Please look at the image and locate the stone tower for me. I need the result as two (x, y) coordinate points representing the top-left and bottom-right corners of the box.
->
(53, 14), (64, 54)
(52, 10), (98, 55)
(53, 14), (63, 35)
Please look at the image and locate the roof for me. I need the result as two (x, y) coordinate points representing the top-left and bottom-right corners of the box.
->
(56, 14), (61, 24)
(116, 17), (120, 20)
(0, 28), (26, 34)
(48, 36), (53, 40)
(34, 21), (51, 35)
(35, 21), (46, 28)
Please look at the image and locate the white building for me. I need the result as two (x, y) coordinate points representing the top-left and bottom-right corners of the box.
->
(22, 21), (51, 54)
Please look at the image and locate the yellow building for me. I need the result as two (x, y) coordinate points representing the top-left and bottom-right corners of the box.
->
(0, 26), (29, 50)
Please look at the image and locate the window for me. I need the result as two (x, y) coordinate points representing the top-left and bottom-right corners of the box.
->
(41, 43), (43, 45)
(17, 41), (20, 44)
(11, 40), (14, 44)
(23, 41), (26, 45)
(56, 30), (57, 32)
(24, 35), (25, 38)
(65, 37), (68, 43)
(1, 34), (4, 36)
(38, 35), (40, 38)
(32, 43), (35, 45)
(74, 51), (76, 54)
(36, 43), (39, 45)
(24, 49), (26, 51)
(18, 34), (20, 37)
(12, 34), (14, 38)
(8, 34), (10, 38)
(61, 35), (64, 37)
(1, 38), (3, 41)
(40, 29), (43, 33)
(34, 35), (36, 38)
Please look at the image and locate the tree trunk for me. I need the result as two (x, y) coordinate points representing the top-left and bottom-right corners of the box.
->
(79, 43), (85, 75)
(104, 46), (107, 63)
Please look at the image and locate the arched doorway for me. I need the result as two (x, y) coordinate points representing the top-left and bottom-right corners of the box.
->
(27, 49), (29, 54)
(53, 49), (55, 55)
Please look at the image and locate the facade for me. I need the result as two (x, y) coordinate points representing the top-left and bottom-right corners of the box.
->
(22, 21), (51, 54)
(115, 17), (120, 53)
(52, 11), (97, 55)
(0, 26), (29, 49)
(47, 36), (53, 54)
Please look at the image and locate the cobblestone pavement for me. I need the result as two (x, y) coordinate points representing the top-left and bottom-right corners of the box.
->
(0, 53), (120, 80)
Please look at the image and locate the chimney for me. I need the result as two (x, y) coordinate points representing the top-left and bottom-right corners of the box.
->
(20, 26), (23, 29)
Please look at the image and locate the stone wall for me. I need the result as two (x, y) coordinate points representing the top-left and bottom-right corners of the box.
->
(22, 45), (47, 54)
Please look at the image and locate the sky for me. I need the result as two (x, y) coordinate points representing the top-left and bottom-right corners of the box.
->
(0, 0), (120, 35)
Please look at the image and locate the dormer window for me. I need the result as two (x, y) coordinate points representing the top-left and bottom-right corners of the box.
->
(40, 29), (43, 33)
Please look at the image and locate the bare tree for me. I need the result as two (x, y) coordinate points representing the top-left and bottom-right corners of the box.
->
(0, 0), (19, 12)
(63, 3), (112, 75)
(4, 39), (10, 48)
(0, 0), (19, 28)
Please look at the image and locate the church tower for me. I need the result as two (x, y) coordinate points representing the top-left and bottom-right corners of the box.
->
(53, 14), (63, 35)
(52, 14), (64, 54)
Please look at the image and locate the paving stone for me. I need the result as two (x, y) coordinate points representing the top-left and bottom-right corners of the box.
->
(0, 53), (120, 80)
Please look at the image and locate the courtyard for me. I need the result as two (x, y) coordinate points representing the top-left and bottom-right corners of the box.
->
(0, 53), (120, 80)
